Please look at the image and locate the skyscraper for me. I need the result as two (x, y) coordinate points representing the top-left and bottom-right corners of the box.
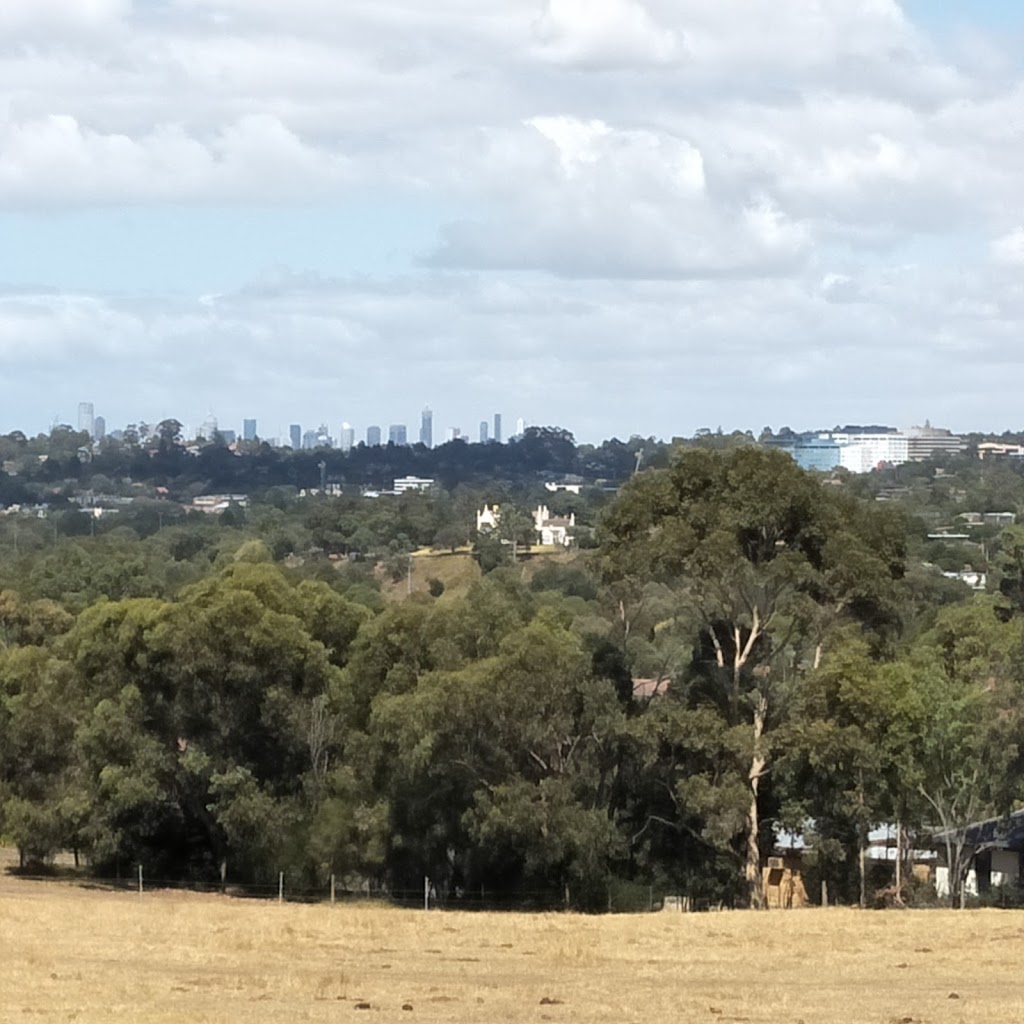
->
(200, 414), (218, 441)
(340, 422), (355, 453)
(289, 424), (301, 450)
(243, 418), (257, 441)
(493, 413), (502, 444)
(515, 417), (526, 437)
(479, 420), (489, 444)
(367, 425), (382, 447)
(78, 402), (95, 438)
(93, 416), (106, 442)
(389, 424), (408, 446)
(420, 406), (433, 448)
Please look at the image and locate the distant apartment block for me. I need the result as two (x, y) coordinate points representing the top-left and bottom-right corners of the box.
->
(775, 424), (963, 474)
(366, 425), (382, 447)
(420, 407), (433, 448)
(393, 476), (434, 494)
(905, 425), (967, 461)
(388, 424), (407, 446)
(289, 424), (302, 450)
(977, 442), (1024, 459)
(192, 494), (249, 514)
(243, 418), (257, 442)
(784, 438), (845, 473)
(831, 432), (910, 473)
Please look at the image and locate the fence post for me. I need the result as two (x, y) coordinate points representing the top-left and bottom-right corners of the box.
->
(821, 879), (829, 908)
(138, 864), (143, 895)
(279, 871), (284, 904)
(330, 874), (336, 906)
(424, 876), (430, 911)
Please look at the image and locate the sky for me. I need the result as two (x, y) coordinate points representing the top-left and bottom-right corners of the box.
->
(2, 1), (1024, 443)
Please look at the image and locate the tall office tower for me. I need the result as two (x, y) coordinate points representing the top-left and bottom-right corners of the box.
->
(77, 402), (95, 437)
(479, 420), (489, 444)
(93, 416), (106, 441)
(367, 425), (382, 447)
(340, 422), (355, 453)
(388, 424), (408, 446)
(289, 424), (302, 450)
(201, 414), (218, 440)
(302, 429), (318, 450)
(493, 413), (502, 444)
(515, 417), (525, 437)
(243, 418), (257, 441)
(420, 406), (433, 448)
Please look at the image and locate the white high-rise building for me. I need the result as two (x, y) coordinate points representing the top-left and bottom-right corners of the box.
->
(200, 414), (218, 441)
(78, 402), (95, 438)
(830, 433), (910, 473)
(340, 422), (355, 452)
(515, 417), (526, 438)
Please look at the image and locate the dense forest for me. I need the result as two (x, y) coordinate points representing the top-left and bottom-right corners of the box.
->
(5, 434), (1024, 910)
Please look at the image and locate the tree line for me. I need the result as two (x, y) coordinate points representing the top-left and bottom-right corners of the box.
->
(2, 447), (1024, 910)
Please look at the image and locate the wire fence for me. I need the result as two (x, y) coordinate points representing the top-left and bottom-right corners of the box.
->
(3, 866), (682, 914)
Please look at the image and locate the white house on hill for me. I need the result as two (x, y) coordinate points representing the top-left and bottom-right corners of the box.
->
(476, 504), (501, 532)
(534, 505), (575, 547)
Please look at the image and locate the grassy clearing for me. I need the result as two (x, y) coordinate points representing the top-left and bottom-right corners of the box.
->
(379, 551), (482, 601)
(3, 873), (1024, 1023)
(379, 549), (584, 602)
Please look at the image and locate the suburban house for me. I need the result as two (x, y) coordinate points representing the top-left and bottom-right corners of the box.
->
(534, 504), (575, 547)
(476, 504), (501, 532)
(934, 809), (1024, 898)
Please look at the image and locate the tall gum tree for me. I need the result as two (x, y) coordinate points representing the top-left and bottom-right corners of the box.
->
(598, 447), (905, 908)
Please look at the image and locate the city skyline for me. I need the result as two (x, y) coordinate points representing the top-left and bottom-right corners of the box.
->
(53, 402), (531, 449)
(53, 400), (989, 456)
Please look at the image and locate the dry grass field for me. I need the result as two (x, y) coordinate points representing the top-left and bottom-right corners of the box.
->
(3, 869), (1024, 1024)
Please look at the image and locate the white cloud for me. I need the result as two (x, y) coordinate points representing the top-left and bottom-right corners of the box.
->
(0, 0), (129, 35)
(0, 1), (1022, 432)
(0, 113), (350, 204)
(992, 229), (1024, 266)
(532, 0), (680, 68)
